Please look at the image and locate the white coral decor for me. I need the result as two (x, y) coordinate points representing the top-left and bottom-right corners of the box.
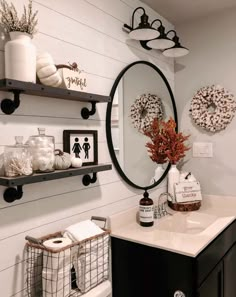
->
(190, 85), (236, 132)
(130, 93), (164, 132)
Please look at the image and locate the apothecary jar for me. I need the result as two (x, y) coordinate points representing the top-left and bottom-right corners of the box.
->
(4, 136), (33, 177)
(28, 128), (55, 173)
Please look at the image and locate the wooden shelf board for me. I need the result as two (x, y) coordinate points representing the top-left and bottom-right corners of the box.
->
(0, 79), (111, 103)
(0, 163), (112, 187)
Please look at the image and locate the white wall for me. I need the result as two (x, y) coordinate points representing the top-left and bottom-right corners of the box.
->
(0, 0), (174, 296)
(175, 8), (236, 196)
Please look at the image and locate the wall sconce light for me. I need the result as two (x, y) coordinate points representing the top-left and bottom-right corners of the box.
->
(146, 20), (175, 50)
(123, 7), (160, 41)
(162, 30), (189, 57)
(124, 8), (189, 58)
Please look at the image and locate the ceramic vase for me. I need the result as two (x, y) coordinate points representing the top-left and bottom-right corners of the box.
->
(5, 32), (36, 83)
(167, 164), (180, 201)
(150, 163), (165, 185)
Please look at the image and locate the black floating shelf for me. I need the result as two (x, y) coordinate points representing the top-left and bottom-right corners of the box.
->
(0, 79), (111, 118)
(0, 163), (112, 203)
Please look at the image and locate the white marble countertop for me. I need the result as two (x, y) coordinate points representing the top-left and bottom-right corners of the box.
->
(109, 195), (236, 257)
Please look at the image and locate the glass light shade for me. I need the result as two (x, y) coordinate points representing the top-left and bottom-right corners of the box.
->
(129, 28), (160, 41)
(146, 38), (175, 50)
(163, 46), (189, 58)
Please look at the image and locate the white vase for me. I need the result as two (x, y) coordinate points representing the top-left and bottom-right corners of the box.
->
(150, 164), (165, 185)
(168, 164), (180, 201)
(5, 32), (36, 83)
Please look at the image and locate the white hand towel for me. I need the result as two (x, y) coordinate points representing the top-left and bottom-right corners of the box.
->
(63, 220), (104, 242)
(76, 252), (109, 293)
(80, 234), (109, 253)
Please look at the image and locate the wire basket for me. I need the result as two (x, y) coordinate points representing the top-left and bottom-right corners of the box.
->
(25, 217), (110, 297)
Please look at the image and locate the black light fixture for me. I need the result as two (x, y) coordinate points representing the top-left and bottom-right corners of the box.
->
(123, 7), (160, 41)
(124, 7), (189, 58)
(146, 19), (175, 50)
(163, 30), (189, 57)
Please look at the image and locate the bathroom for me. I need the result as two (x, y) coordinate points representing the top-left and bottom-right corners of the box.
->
(0, 0), (236, 296)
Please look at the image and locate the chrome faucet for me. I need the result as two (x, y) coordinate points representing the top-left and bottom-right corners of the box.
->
(154, 192), (173, 219)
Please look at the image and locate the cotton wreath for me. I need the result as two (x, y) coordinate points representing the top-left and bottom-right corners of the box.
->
(130, 93), (164, 132)
(189, 85), (236, 132)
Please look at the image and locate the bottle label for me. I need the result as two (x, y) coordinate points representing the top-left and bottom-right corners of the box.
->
(139, 205), (154, 223)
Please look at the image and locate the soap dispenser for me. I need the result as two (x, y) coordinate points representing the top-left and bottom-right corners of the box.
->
(139, 190), (154, 227)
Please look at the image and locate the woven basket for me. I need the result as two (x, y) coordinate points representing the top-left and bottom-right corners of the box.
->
(168, 200), (201, 212)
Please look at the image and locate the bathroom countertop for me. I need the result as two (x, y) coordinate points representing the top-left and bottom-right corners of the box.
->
(109, 195), (236, 257)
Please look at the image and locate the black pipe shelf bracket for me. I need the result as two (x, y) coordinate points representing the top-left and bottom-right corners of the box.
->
(82, 173), (97, 186)
(81, 101), (97, 119)
(1, 90), (22, 114)
(3, 185), (23, 203)
(0, 164), (112, 203)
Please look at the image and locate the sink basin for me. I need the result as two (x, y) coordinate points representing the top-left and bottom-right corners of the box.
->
(157, 212), (218, 234)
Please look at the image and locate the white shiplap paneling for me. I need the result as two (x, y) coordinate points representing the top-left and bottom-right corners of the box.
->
(0, 0), (174, 296)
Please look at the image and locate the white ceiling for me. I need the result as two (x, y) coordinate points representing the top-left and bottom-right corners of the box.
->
(141, 0), (236, 24)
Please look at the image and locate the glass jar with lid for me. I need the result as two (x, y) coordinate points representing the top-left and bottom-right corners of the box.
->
(28, 128), (55, 173)
(4, 136), (33, 177)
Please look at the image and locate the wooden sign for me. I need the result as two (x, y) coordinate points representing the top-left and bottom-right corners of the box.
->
(175, 181), (202, 203)
(58, 62), (88, 92)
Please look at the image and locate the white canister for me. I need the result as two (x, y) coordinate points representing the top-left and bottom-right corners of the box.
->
(28, 128), (55, 173)
(5, 32), (36, 83)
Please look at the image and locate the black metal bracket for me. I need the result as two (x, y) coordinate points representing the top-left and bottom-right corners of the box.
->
(3, 185), (23, 203)
(140, 41), (152, 50)
(82, 173), (97, 186)
(81, 101), (97, 119)
(1, 90), (22, 114)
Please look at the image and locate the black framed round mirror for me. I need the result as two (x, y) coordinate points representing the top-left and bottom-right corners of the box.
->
(106, 61), (178, 190)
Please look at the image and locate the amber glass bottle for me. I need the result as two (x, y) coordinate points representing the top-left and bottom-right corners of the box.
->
(139, 191), (154, 227)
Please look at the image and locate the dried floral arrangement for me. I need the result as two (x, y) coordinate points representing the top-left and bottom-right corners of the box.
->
(190, 85), (236, 133)
(0, 0), (38, 35)
(144, 117), (190, 165)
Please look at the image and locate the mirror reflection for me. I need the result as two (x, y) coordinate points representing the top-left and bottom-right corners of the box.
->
(108, 62), (177, 188)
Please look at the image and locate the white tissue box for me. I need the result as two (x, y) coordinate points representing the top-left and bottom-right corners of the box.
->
(175, 181), (202, 203)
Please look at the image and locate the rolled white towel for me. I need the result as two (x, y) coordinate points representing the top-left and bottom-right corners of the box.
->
(76, 252), (109, 293)
(79, 234), (109, 254)
(63, 220), (104, 242)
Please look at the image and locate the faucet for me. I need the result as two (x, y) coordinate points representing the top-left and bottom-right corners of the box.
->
(154, 192), (173, 219)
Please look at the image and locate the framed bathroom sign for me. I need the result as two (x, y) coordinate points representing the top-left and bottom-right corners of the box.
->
(63, 130), (98, 166)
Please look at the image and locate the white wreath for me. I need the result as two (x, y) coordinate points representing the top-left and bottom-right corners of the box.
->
(190, 85), (236, 132)
(130, 93), (164, 132)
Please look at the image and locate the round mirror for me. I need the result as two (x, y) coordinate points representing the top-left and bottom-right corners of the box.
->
(106, 61), (178, 190)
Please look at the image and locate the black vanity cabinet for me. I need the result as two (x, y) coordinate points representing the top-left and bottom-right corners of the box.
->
(111, 219), (236, 297)
(223, 243), (236, 297)
(198, 243), (236, 297)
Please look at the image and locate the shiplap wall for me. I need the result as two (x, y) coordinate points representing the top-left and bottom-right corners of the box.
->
(0, 0), (174, 296)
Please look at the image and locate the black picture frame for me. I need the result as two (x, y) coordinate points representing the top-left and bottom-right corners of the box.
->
(63, 130), (98, 166)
